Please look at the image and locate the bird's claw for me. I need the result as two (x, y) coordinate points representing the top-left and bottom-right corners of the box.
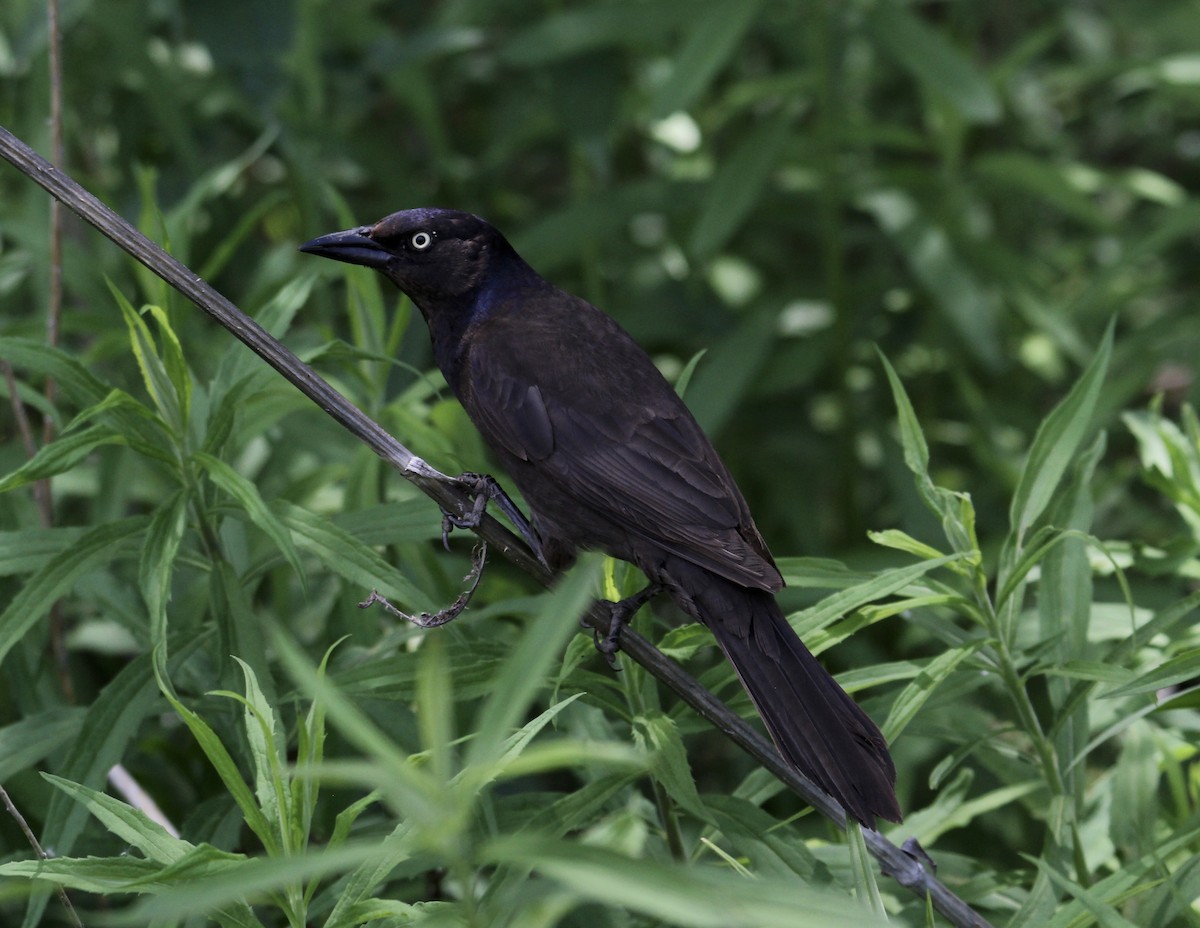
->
(360, 542), (488, 628)
(440, 505), (484, 553)
(590, 583), (663, 670)
(594, 618), (624, 670)
(440, 472), (550, 569)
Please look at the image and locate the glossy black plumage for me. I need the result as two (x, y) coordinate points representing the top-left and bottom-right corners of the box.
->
(300, 208), (901, 827)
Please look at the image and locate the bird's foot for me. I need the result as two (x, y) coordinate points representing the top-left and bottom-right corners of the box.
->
(593, 583), (663, 669)
(360, 542), (488, 628)
(441, 472), (550, 570)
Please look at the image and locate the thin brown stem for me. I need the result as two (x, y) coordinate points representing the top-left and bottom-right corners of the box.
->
(45, 0), (73, 703)
(0, 783), (83, 928)
(1, 362), (46, 514)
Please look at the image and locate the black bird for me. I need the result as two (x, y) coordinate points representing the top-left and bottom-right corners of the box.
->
(300, 208), (901, 827)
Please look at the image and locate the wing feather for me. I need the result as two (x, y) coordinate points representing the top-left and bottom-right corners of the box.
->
(461, 301), (781, 592)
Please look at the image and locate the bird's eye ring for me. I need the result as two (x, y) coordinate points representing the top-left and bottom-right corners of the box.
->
(411, 231), (433, 251)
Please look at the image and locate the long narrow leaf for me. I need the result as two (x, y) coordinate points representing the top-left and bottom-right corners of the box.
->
(0, 517), (145, 666)
(791, 554), (961, 637)
(111, 282), (185, 435)
(1009, 320), (1113, 542)
(42, 774), (193, 864)
(155, 659), (280, 855)
(194, 451), (306, 585)
(0, 423), (126, 492)
(273, 499), (433, 611)
(465, 557), (601, 770)
(485, 835), (880, 927)
(140, 489), (188, 649)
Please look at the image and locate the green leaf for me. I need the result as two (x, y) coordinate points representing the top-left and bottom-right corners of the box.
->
(867, 528), (946, 561)
(42, 773), (193, 864)
(202, 370), (272, 456)
(0, 338), (114, 409)
(111, 282), (186, 435)
(322, 823), (418, 928)
(198, 190), (292, 282)
(140, 489), (188, 649)
(689, 114), (791, 262)
(415, 632), (455, 786)
(295, 642), (340, 851)
(845, 823), (886, 916)
(1037, 820), (1200, 928)
(268, 624), (448, 827)
(492, 695), (586, 775)
(0, 340), (177, 466)
(193, 451), (306, 586)
(703, 796), (821, 881)
(673, 349), (708, 399)
(155, 660), (280, 855)
(912, 775), (1043, 844)
(1031, 857), (1143, 928)
(0, 855), (161, 894)
(209, 560), (274, 705)
(862, 191), (1002, 369)
(126, 843), (383, 924)
(1040, 660), (1136, 686)
(493, 739), (642, 781)
(142, 303), (193, 432)
(213, 274), (316, 387)
(513, 179), (672, 273)
(877, 350), (929, 481)
(485, 835), (878, 927)
(634, 712), (709, 822)
(1102, 649), (1200, 699)
(994, 525), (1077, 612)
(685, 309), (778, 436)
(501, 3), (688, 66)
(0, 423), (126, 492)
(791, 554), (961, 638)
(466, 557), (602, 770)
(0, 517), (145, 667)
(0, 527), (86, 576)
(656, 622), (713, 661)
(649, 0), (764, 118)
(867, 1), (1001, 123)
(1110, 722), (1158, 855)
(1008, 320), (1114, 541)
(229, 657), (290, 847)
(882, 642), (985, 742)
(273, 499), (433, 611)
(326, 791), (380, 854)
(0, 709), (85, 781)
(41, 634), (209, 872)
(973, 152), (1110, 228)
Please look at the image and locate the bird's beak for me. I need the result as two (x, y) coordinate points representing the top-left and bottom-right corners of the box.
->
(298, 227), (392, 269)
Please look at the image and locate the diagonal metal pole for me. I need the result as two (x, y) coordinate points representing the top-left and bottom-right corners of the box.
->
(0, 124), (993, 928)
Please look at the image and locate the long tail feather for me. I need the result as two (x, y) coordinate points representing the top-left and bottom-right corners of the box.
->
(665, 559), (901, 827)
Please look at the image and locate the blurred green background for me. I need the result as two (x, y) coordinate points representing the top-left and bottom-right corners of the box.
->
(3, 1), (1200, 925)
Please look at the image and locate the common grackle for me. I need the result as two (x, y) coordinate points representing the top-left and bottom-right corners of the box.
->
(300, 208), (901, 827)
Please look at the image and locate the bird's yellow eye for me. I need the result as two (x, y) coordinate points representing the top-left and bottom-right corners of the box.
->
(411, 231), (433, 250)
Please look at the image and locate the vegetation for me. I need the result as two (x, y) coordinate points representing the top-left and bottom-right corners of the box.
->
(2, 0), (1199, 925)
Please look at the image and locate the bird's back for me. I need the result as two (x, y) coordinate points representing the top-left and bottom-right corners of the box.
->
(456, 288), (781, 592)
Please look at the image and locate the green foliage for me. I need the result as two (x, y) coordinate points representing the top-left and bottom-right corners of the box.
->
(3, 0), (1200, 925)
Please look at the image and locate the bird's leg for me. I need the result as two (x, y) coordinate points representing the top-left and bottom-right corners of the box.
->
(442, 472), (549, 569)
(594, 583), (663, 668)
(359, 542), (488, 628)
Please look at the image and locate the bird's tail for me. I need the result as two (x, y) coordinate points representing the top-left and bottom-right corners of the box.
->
(666, 560), (901, 828)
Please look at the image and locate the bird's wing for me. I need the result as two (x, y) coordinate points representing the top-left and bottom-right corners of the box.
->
(461, 304), (781, 592)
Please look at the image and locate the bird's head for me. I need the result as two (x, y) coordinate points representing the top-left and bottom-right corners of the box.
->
(300, 207), (513, 310)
